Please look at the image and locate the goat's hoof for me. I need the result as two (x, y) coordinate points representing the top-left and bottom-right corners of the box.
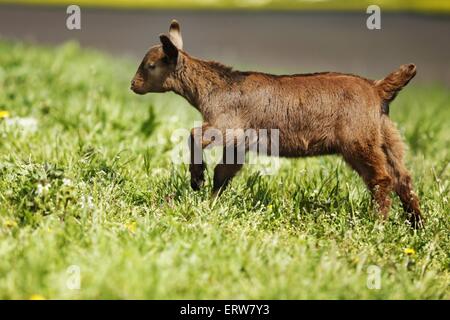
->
(408, 213), (425, 229)
(190, 178), (204, 191)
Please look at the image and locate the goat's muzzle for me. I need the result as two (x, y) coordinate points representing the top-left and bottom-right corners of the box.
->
(130, 79), (145, 94)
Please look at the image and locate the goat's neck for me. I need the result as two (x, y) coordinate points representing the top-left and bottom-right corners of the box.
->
(169, 54), (228, 117)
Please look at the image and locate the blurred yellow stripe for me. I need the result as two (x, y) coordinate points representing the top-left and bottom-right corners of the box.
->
(1, 0), (449, 13)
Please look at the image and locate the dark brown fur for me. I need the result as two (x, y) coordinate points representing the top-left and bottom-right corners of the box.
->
(131, 20), (423, 228)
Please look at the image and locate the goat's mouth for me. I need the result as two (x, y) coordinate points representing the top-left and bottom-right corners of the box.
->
(130, 85), (146, 95)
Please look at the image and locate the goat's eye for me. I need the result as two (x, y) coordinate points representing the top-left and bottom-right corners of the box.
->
(146, 63), (156, 70)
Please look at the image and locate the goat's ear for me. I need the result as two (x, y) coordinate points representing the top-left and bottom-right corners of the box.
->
(159, 34), (178, 62)
(169, 19), (183, 50)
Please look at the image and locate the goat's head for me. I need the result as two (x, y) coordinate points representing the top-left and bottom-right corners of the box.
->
(131, 20), (183, 94)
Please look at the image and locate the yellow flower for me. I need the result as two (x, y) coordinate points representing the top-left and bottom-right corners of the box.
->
(3, 219), (17, 228)
(0, 110), (10, 119)
(125, 221), (137, 234)
(267, 204), (273, 210)
(404, 248), (416, 256)
(29, 294), (45, 300)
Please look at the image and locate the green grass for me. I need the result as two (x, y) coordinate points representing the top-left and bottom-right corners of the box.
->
(0, 41), (448, 299)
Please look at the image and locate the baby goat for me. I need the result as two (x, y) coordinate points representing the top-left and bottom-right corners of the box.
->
(131, 20), (423, 227)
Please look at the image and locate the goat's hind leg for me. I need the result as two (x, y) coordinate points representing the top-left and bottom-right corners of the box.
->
(343, 144), (393, 220)
(382, 119), (424, 228)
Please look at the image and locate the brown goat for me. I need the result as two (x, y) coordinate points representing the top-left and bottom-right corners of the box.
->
(131, 20), (423, 228)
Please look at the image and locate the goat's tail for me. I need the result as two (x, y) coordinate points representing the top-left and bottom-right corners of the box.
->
(375, 64), (417, 109)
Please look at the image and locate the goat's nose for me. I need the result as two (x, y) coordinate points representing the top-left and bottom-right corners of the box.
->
(131, 79), (135, 86)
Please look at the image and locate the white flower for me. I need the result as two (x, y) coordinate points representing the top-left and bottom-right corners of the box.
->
(5, 117), (38, 132)
(80, 195), (94, 209)
(36, 183), (51, 196)
(62, 178), (72, 186)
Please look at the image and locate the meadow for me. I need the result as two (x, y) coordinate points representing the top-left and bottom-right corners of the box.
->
(0, 41), (448, 299)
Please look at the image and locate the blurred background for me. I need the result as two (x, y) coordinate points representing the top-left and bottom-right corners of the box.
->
(0, 0), (449, 84)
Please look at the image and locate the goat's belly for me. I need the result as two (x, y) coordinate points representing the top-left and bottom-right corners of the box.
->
(276, 133), (337, 158)
(250, 135), (336, 157)
(246, 128), (337, 158)
(248, 111), (338, 157)
(278, 144), (337, 158)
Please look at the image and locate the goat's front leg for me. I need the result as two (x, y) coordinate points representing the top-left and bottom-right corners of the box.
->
(189, 123), (212, 190)
(212, 145), (244, 197)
